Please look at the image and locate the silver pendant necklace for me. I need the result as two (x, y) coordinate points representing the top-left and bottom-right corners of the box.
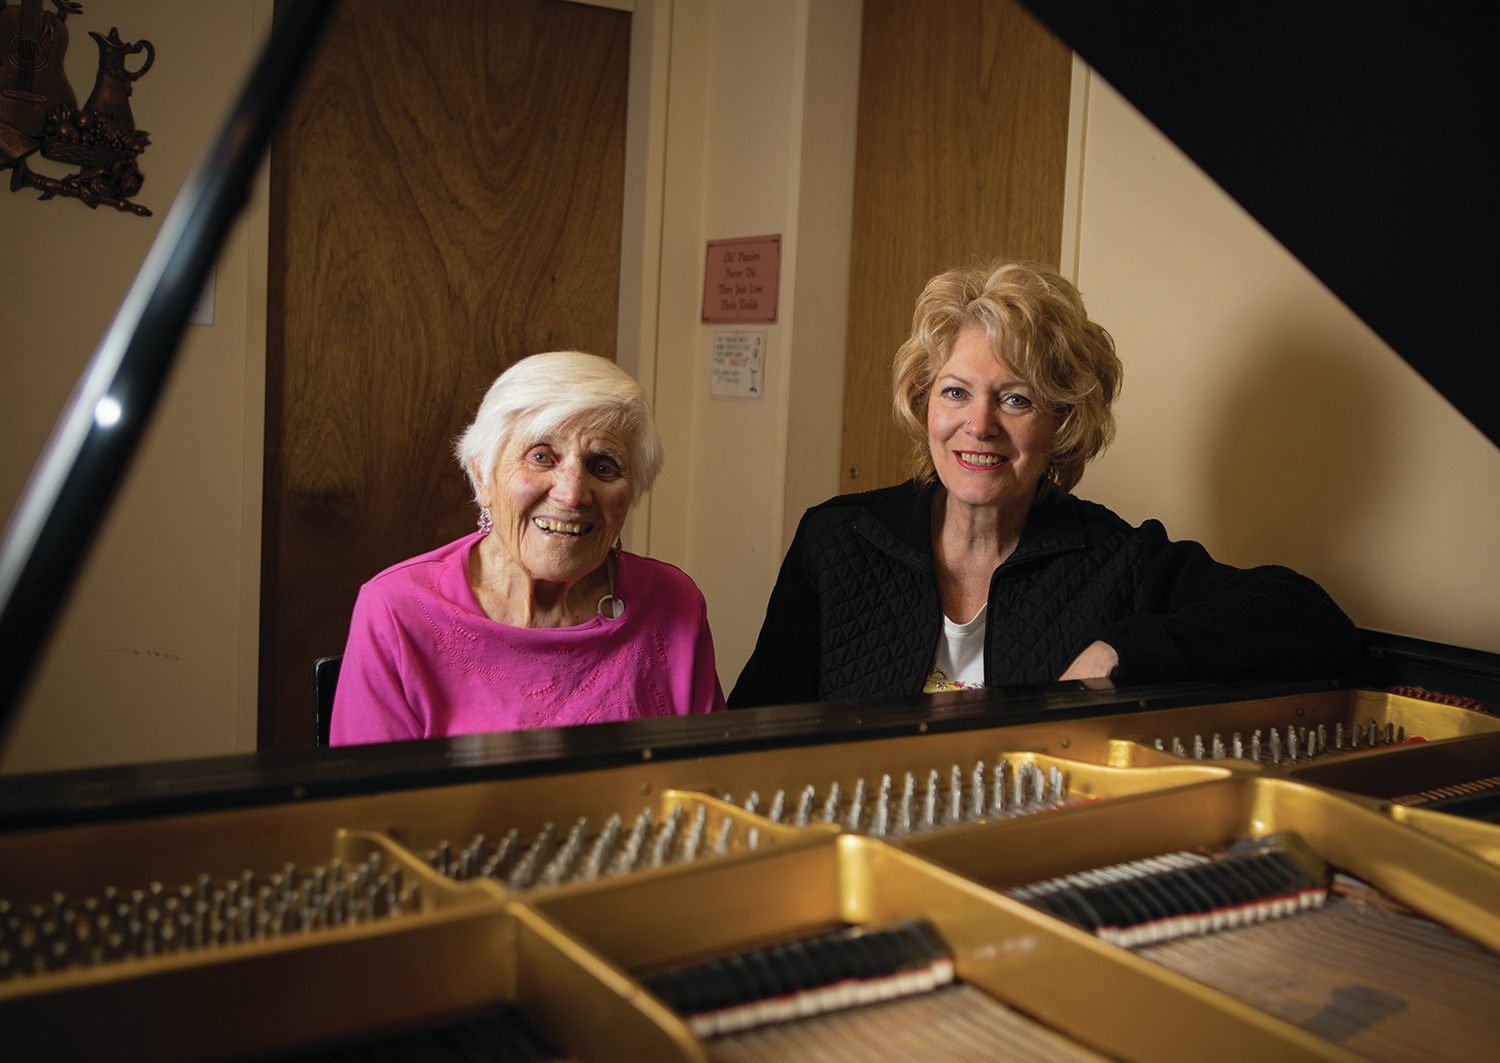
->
(596, 554), (624, 619)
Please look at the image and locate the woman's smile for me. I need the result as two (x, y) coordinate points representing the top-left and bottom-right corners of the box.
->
(953, 451), (1008, 469)
(531, 516), (593, 536)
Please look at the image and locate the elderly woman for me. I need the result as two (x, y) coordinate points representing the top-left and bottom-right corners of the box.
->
(332, 351), (724, 744)
(730, 261), (1357, 707)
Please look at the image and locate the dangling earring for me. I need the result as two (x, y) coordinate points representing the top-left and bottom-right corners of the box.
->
(477, 506), (493, 535)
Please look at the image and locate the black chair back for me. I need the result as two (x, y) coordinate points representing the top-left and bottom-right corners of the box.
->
(313, 654), (342, 747)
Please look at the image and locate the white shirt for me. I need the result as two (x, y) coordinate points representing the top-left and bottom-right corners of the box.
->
(925, 607), (986, 692)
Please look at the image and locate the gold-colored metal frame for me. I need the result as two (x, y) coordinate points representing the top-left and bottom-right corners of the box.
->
(2, 688), (1497, 1061)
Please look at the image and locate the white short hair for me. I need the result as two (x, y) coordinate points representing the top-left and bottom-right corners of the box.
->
(455, 351), (664, 504)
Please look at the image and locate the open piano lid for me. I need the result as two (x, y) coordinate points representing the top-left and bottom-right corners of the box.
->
(0, 1), (337, 746)
(0, 2), (1493, 749)
(1021, 1), (1499, 448)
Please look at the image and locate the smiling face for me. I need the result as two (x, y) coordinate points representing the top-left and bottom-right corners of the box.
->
(477, 418), (634, 587)
(927, 325), (1059, 514)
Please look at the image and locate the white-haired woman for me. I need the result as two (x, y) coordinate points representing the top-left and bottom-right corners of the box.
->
(331, 351), (724, 744)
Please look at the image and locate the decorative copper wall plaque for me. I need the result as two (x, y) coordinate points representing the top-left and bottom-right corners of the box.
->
(1, 0), (154, 216)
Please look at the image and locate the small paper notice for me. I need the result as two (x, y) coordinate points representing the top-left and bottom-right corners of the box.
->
(710, 330), (766, 400)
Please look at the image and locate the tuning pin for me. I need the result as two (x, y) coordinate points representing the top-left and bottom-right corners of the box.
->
(678, 807), (705, 865)
(1192, 735), (1206, 760)
(742, 791), (760, 817)
(848, 778), (867, 832)
(899, 773), (916, 835)
(873, 774), (892, 837)
(1251, 730), (1262, 762)
(922, 769), (939, 829)
(711, 816), (735, 856)
(1211, 734), (1225, 760)
(1048, 765), (1066, 803)
(795, 785), (815, 827)
(1335, 721), (1344, 750)
(767, 790), (786, 824)
(1231, 732), (1244, 759)
(820, 783), (842, 825)
(648, 809), (679, 870)
(1153, 737), (1165, 751)
(991, 759), (1007, 816)
(970, 761), (986, 819)
(1269, 728), (1282, 765)
(947, 765), (963, 823)
(1171, 737), (1187, 758)
(1367, 719), (1378, 747)
(610, 810), (652, 876)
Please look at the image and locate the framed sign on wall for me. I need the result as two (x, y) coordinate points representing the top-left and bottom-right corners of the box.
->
(701, 234), (780, 324)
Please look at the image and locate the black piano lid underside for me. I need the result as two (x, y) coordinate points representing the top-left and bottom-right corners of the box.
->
(1021, 1), (1500, 450)
(0, 2), (338, 741)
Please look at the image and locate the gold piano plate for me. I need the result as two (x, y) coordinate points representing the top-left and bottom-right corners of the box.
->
(903, 776), (1500, 948)
(4, 690), (1499, 1061)
(1386, 804), (1500, 866)
(0, 895), (518, 1061)
(904, 775), (1500, 1063)
(1288, 731), (1500, 865)
(1103, 689), (1499, 768)
(523, 832), (1357, 1062)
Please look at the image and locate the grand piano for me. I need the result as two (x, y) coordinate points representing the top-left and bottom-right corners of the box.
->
(2, 3), (1498, 1060)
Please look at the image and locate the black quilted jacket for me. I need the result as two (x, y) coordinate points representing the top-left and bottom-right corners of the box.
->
(728, 479), (1358, 707)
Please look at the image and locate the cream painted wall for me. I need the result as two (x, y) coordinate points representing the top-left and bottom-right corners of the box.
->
(632, 0), (860, 692)
(0, 1), (271, 772)
(1069, 72), (1500, 653)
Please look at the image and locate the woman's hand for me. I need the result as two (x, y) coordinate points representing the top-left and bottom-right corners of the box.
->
(1058, 640), (1119, 682)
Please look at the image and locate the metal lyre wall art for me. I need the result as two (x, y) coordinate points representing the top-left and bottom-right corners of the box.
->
(1, 0), (155, 216)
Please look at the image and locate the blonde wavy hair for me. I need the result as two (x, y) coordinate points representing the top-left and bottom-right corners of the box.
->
(891, 261), (1122, 492)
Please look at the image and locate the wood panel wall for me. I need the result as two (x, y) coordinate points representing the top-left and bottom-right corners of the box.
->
(262, 0), (628, 749)
(841, 0), (1071, 492)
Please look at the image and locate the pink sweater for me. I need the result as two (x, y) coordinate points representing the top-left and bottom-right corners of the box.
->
(330, 534), (724, 744)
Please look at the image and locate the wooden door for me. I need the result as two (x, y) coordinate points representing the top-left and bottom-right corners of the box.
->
(262, 0), (629, 749)
(841, 0), (1071, 492)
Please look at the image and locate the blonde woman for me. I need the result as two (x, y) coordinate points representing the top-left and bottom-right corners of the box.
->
(730, 261), (1355, 707)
